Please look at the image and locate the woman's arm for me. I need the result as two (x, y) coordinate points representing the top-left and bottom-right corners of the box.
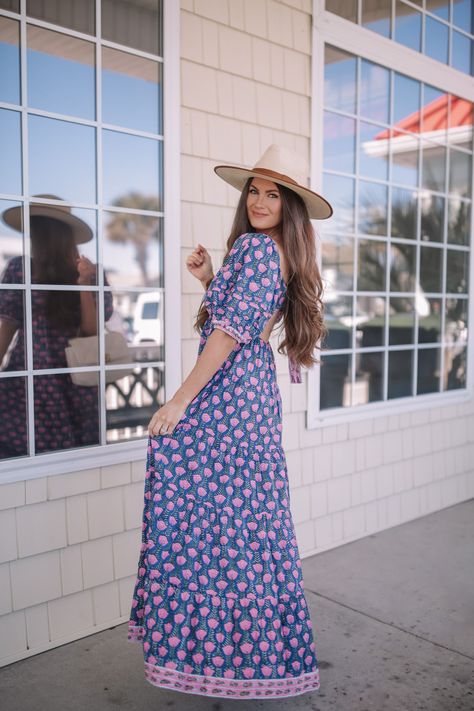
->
(148, 328), (237, 435)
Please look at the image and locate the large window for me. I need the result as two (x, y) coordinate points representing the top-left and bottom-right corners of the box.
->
(318, 44), (472, 412)
(0, 1), (166, 464)
(326, 0), (474, 76)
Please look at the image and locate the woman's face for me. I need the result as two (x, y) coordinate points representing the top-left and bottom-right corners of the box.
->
(246, 177), (282, 235)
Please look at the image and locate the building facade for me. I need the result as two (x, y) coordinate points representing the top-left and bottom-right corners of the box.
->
(0, 0), (473, 667)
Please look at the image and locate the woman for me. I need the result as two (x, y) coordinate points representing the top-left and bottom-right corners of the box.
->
(0, 198), (113, 457)
(127, 145), (333, 698)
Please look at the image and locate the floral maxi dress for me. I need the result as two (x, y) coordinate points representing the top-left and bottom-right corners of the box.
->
(127, 232), (321, 699)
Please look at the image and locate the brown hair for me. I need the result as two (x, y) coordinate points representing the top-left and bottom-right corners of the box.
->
(193, 177), (327, 370)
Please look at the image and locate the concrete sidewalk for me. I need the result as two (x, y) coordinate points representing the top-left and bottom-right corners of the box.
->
(1, 498), (473, 711)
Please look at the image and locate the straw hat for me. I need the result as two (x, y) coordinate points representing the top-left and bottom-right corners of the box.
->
(2, 195), (93, 244)
(214, 144), (333, 220)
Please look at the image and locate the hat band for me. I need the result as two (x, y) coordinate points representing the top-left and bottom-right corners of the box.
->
(251, 167), (299, 186)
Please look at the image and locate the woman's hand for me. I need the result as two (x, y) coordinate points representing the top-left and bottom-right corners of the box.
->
(186, 244), (213, 286)
(76, 255), (97, 285)
(147, 395), (190, 437)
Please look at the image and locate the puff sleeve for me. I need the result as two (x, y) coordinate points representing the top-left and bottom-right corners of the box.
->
(205, 233), (281, 345)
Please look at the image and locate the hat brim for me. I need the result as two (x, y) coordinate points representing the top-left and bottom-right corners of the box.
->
(214, 166), (333, 220)
(2, 204), (93, 244)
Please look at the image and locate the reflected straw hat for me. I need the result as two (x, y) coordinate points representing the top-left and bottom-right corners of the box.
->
(2, 195), (93, 244)
(214, 144), (333, 220)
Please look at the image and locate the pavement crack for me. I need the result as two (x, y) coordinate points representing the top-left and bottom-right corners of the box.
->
(304, 587), (474, 662)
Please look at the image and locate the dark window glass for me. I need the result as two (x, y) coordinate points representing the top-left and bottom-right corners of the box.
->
(27, 0), (95, 35)
(445, 297), (468, 341)
(446, 249), (469, 293)
(388, 349), (413, 398)
(389, 297), (415, 345)
(420, 245), (443, 293)
(447, 199), (471, 245)
(357, 296), (386, 348)
(390, 242), (416, 292)
(0, 0), (20, 10)
(101, 0), (162, 56)
(444, 346), (467, 390)
(0, 16), (20, 105)
(421, 193), (445, 242)
(417, 348), (441, 394)
(321, 296), (352, 351)
(0, 376), (28, 459)
(358, 181), (388, 235)
(320, 353), (352, 409)
(355, 350), (384, 404)
(0, 288), (26, 368)
(418, 298), (442, 343)
(358, 239), (387, 291)
(391, 188), (418, 240)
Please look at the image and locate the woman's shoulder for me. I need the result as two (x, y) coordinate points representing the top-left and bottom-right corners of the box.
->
(232, 232), (278, 258)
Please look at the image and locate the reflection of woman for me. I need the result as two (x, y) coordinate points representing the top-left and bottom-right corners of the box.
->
(127, 145), (333, 698)
(0, 198), (113, 458)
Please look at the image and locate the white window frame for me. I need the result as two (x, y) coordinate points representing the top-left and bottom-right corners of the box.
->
(307, 0), (474, 429)
(0, 0), (181, 484)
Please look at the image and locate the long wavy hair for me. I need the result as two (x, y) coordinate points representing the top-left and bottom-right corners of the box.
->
(193, 177), (327, 370)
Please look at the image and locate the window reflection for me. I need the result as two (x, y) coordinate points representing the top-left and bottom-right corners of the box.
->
(28, 115), (96, 204)
(322, 174), (355, 233)
(390, 242), (416, 291)
(27, 25), (95, 120)
(359, 121), (389, 180)
(388, 349), (413, 398)
(102, 130), (162, 208)
(362, 0), (391, 37)
(417, 347), (441, 394)
(391, 131), (419, 187)
(27, 0), (95, 35)
(324, 46), (356, 114)
(422, 142), (446, 192)
(395, 1), (422, 51)
(102, 47), (162, 134)
(0, 376), (27, 459)
(0, 1), (20, 11)
(449, 149), (472, 198)
(425, 16), (449, 64)
(102, 0), (162, 56)
(358, 239), (386, 291)
(360, 59), (389, 123)
(358, 181), (388, 235)
(326, 0), (357, 22)
(452, 31), (473, 75)
(105, 289), (164, 361)
(320, 353), (352, 409)
(357, 295), (386, 348)
(418, 298), (441, 343)
(453, 0), (472, 32)
(394, 74), (420, 131)
(448, 198), (471, 245)
(323, 111), (355, 173)
(0, 199), (23, 279)
(321, 295), (352, 351)
(445, 297), (468, 340)
(0, 109), (22, 196)
(422, 86), (448, 144)
(321, 234), (354, 292)
(106, 364), (164, 442)
(0, 289), (26, 369)
(446, 249), (469, 293)
(421, 193), (445, 242)
(355, 350), (384, 404)
(103, 211), (163, 289)
(0, 16), (19, 105)
(420, 245), (443, 292)
(444, 346), (466, 389)
(389, 297), (415, 345)
(391, 188), (417, 239)
(426, 0), (449, 20)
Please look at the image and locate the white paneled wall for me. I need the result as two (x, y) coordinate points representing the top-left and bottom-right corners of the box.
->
(1, 0), (473, 669)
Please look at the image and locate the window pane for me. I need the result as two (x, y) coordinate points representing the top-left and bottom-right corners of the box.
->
(448, 95), (473, 150)
(101, 0), (162, 56)
(0, 1), (20, 10)
(27, 0), (95, 35)
(359, 121), (389, 180)
(323, 111), (356, 173)
(0, 376), (28, 459)
(422, 86), (448, 144)
(355, 350), (384, 404)
(425, 17), (449, 64)
(391, 132), (419, 187)
(321, 295), (352, 351)
(362, 0), (391, 37)
(0, 289), (26, 369)
(421, 193), (445, 242)
(103, 211), (163, 289)
(420, 245), (443, 292)
(321, 234), (354, 291)
(452, 31), (473, 75)
(449, 149), (472, 198)
(106, 364), (164, 443)
(102, 130), (162, 209)
(390, 242), (416, 291)
(443, 346), (467, 390)
(0, 200), (24, 279)
(102, 47), (162, 134)
(106, 290), (164, 361)
(422, 142), (446, 192)
(28, 116), (96, 204)
(387, 349), (413, 398)
(324, 45), (356, 114)
(418, 298), (441, 342)
(445, 297), (468, 340)
(0, 16), (20, 105)
(391, 188), (417, 239)
(393, 74), (420, 131)
(395, 1), (422, 52)
(326, 0), (357, 22)
(0, 109), (22, 196)
(448, 198), (471, 245)
(360, 60), (390, 123)
(320, 353), (352, 409)
(417, 348), (441, 394)
(33, 373), (100, 452)
(322, 174), (355, 233)
(358, 239), (387, 291)
(358, 181), (388, 236)
(453, 0), (472, 32)
(27, 25), (95, 120)
(357, 296), (386, 347)
(389, 297), (415, 345)
(446, 249), (469, 293)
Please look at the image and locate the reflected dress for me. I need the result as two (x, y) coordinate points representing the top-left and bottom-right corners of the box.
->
(127, 232), (320, 698)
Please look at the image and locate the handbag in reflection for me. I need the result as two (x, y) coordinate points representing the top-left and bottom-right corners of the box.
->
(65, 331), (134, 386)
